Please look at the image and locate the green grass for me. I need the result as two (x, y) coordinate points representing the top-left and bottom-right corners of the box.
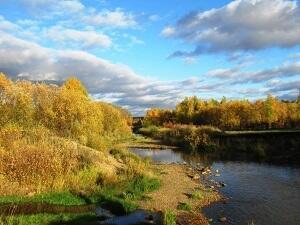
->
(89, 175), (160, 215)
(177, 202), (191, 211)
(0, 213), (97, 225)
(0, 192), (86, 206)
(164, 210), (176, 225)
(190, 190), (205, 200)
(0, 176), (160, 223)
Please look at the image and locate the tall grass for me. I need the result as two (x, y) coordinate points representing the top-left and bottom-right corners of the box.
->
(164, 210), (176, 225)
(0, 75), (146, 198)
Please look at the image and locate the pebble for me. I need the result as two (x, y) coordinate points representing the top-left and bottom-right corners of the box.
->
(192, 174), (200, 180)
(95, 207), (115, 219)
(219, 182), (227, 187)
(219, 217), (227, 222)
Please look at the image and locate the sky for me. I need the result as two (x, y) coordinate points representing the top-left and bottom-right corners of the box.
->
(0, 0), (299, 115)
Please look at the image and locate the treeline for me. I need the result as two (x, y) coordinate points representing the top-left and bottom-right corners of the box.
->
(145, 96), (300, 130)
(0, 73), (132, 148)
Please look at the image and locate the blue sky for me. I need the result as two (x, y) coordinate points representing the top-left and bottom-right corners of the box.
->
(0, 0), (299, 115)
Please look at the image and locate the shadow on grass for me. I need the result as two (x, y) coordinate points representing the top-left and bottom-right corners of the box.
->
(49, 214), (99, 225)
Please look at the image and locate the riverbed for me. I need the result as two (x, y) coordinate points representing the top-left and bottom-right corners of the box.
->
(129, 148), (300, 225)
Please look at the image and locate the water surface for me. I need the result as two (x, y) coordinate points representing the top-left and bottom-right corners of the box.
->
(130, 148), (300, 225)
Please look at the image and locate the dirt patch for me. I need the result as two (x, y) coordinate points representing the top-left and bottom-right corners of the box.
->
(138, 164), (221, 224)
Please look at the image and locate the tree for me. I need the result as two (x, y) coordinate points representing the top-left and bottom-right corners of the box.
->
(63, 77), (88, 97)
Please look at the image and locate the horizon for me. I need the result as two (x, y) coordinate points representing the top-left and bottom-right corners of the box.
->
(0, 0), (300, 115)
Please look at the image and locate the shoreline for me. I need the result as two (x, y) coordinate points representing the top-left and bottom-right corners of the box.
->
(138, 163), (222, 225)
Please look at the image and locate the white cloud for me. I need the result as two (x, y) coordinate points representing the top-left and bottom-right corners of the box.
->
(161, 26), (175, 37)
(21, 0), (84, 16)
(83, 8), (137, 28)
(268, 80), (300, 92)
(45, 26), (112, 48)
(205, 61), (300, 84)
(0, 16), (19, 31)
(183, 56), (197, 65)
(149, 15), (160, 21)
(164, 0), (300, 56)
(0, 31), (195, 114)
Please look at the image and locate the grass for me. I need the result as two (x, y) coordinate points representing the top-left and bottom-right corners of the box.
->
(0, 213), (97, 225)
(176, 202), (191, 211)
(0, 176), (160, 224)
(190, 190), (205, 200)
(89, 175), (160, 215)
(0, 192), (86, 206)
(124, 135), (177, 149)
(188, 187), (221, 208)
(164, 210), (176, 225)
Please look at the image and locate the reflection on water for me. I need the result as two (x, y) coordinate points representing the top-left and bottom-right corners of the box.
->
(129, 148), (300, 225)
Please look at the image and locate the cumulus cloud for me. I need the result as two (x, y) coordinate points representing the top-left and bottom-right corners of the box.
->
(45, 26), (112, 48)
(163, 0), (300, 57)
(20, 1), (137, 29)
(0, 16), (19, 31)
(268, 80), (300, 92)
(83, 8), (137, 28)
(206, 61), (300, 84)
(0, 31), (198, 114)
(21, 0), (84, 16)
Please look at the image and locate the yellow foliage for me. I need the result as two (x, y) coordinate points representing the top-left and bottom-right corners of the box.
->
(0, 73), (134, 195)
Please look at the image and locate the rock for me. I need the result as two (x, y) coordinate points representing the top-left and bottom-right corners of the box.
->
(215, 169), (219, 173)
(192, 174), (200, 180)
(183, 161), (187, 165)
(219, 182), (227, 187)
(215, 173), (221, 177)
(208, 218), (213, 222)
(209, 185), (215, 189)
(95, 207), (115, 220)
(145, 214), (154, 221)
(219, 217), (227, 222)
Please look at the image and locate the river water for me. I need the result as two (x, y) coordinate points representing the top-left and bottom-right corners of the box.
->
(129, 148), (300, 225)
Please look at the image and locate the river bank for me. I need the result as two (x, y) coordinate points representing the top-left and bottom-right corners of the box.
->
(138, 126), (300, 164)
(0, 141), (222, 225)
(130, 144), (300, 225)
(139, 164), (221, 225)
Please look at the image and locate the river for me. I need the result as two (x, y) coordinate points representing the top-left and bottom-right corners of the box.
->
(129, 148), (300, 225)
